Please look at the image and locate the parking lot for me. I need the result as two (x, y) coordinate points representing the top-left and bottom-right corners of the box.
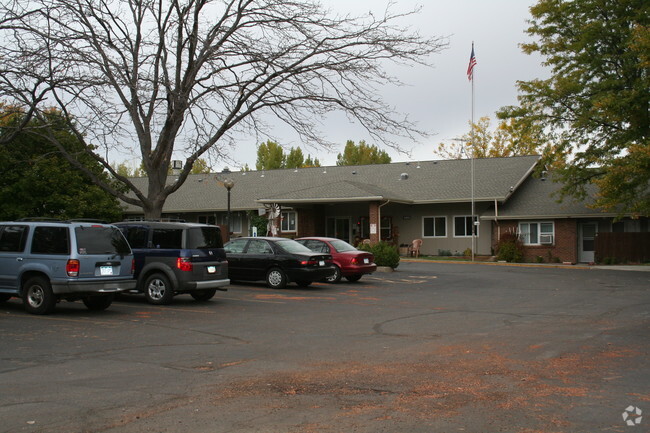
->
(1, 261), (649, 432)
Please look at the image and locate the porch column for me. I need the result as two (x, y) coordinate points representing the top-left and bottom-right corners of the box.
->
(369, 201), (380, 244)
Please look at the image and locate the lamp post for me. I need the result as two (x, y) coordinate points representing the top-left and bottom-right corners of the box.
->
(223, 178), (235, 234)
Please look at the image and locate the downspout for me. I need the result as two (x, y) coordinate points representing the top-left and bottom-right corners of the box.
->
(492, 199), (501, 253)
(495, 199), (500, 242)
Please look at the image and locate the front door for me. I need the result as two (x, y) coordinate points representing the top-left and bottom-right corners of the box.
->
(326, 217), (351, 243)
(579, 223), (598, 263)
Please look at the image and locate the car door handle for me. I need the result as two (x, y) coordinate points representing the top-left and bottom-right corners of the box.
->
(16, 257), (23, 261)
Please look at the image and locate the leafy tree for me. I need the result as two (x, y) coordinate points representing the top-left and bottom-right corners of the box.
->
(256, 140), (285, 170)
(189, 158), (212, 174)
(284, 147), (305, 169)
(0, 108), (123, 221)
(0, 0), (445, 218)
(506, 0), (650, 215)
(304, 155), (321, 168)
(336, 140), (392, 166)
(435, 116), (566, 166)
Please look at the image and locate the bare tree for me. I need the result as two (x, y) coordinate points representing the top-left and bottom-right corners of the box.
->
(0, 0), (447, 218)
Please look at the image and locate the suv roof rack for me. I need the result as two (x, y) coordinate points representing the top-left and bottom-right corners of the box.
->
(67, 219), (109, 224)
(16, 217), (65, 222)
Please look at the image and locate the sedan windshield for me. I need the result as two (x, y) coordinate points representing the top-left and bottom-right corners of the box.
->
(276, 239), (314, 254)
(329, 239), (357, 252)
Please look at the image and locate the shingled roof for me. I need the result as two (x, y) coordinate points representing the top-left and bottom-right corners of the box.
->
(482, 173), (615, 220)
(122, 155), (541, 214)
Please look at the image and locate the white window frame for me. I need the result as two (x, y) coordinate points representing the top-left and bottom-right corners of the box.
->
(519, 221), (555, 245)
(453, 215), (479, 238)
(281, 211), (297, 232)
(422, 216), (447, 238)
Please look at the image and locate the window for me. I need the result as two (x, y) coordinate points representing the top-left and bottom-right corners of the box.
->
(123, 227), (149, 249)
(246, 239), (273, 254)
(0, 225), (29, 252)
(281, 211), (297, 232)
(151, 229), (183, 249)
(75, 227), (131, 255)
(519, 222), (554, 245)
(198, 215), (216, 225)
(187, 227), (223, 249)
(210, 213), (242, 234)
(303, 240), (329, 253)
(31, 226), (70, 255)
(380, 216), (392, 240)
(224, 238), (248, 253)
(423, 217), (446, 238)
(454, 216), (478, 237)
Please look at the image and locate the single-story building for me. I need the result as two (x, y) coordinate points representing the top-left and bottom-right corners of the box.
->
(122, 155), (648, 263)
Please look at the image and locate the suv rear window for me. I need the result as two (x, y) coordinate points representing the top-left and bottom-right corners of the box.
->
(187, 227), (223, 249)
(75, 226), (131, 255)
(32, 226), (70, 255)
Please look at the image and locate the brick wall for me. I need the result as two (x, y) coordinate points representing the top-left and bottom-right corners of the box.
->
(369, 202), (380, 244)
(493, 219), (578, 263)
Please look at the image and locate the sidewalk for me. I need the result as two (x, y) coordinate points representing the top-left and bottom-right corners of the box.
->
(400, 258), (650, 272)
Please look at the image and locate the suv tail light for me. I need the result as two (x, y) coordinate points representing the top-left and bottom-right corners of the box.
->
(131, 259), (135, 275)
(176, 257), (193, 272)
(66, 259), (80, 277)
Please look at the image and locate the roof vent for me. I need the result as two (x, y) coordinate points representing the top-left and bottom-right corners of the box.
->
(352, 170), (357, 175)
(400, 173), (409, 180)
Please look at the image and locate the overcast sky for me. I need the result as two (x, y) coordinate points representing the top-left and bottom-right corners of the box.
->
(138, 0), (545, 172)
(217, 0), (548, 169)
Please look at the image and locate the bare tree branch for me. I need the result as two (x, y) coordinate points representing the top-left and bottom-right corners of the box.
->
(0, 0), (447, 217)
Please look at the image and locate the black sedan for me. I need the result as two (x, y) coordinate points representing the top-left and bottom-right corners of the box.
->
(224, 237), (335, 288)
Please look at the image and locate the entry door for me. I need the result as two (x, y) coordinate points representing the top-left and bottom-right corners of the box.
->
(579, 223), (598, 263)
(326, 217), (351, 243)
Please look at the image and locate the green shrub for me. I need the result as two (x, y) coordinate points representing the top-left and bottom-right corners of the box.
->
(359, 241), (400, 269)
(463, 248), (472, 257)
(535, 255), (544, 263)
(496, 233), (524, 263)
(438, 249), (452, 256)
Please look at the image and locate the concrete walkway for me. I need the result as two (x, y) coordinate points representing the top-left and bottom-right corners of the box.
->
(400, 258), (650, 272)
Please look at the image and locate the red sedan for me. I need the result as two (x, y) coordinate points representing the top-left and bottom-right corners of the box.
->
(296, 237), (377, 283)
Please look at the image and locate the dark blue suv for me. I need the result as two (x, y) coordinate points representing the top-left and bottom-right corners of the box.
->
(114, 221), (229, 304)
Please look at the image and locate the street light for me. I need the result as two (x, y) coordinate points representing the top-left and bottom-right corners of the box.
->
(223, 178), (235, 234)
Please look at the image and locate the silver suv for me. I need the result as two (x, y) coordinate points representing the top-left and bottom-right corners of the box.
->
(0, 220), (136, 314)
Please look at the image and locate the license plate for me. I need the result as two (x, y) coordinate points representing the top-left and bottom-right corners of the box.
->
(207, 266), (216, 274)
(100, 266), (113, 276)
(319, 260), (325, 266)
(364, 258), (369, 264)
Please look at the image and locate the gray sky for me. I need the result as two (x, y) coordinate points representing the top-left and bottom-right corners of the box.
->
(222, 0), (547, 169)
(127, 0), (543, 172)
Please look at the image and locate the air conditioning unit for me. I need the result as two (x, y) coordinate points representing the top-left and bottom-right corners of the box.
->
(540, 234), (554, 244)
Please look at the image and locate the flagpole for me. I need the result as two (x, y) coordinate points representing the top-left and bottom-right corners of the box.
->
(470, 42), (476, 262)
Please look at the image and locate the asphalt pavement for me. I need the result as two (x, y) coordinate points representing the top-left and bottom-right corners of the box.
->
(0, 261), (648, 432)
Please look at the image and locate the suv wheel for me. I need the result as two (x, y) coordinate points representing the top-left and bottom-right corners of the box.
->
(82, 294), (115, 311)
(22, 276), (56, 315)
(190, 289), (217, 302)
(143, 273), (174, 305)
(266, 268), (287, 289)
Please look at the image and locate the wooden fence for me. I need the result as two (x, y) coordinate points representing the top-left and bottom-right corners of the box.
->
(595, 232), (650, 263)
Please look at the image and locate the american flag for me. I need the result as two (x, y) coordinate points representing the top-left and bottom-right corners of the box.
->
(467, 44), (477, 81)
